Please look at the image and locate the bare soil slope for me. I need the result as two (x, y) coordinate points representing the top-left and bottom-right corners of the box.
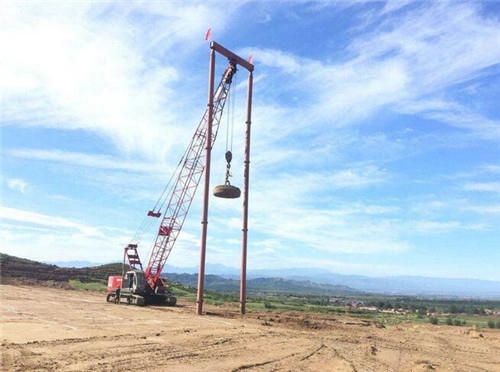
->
(1, 285), (499, 372)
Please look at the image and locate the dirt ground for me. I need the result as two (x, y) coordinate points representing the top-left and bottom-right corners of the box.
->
(1, 285), (499, 371)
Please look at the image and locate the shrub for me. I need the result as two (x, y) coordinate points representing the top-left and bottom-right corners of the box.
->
(487, 320), (495, 329)
(453, 319), (462, 326)
(445, 317), (453, 326)
(263, 301), (274, 310)
(429, 317), (438, 325)
(461, 320), (467, 326)
(496, 321), (500, 329)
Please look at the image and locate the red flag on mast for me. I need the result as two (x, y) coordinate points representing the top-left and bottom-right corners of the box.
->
(205, 28), (212, 41)
(249, 54), (254, 64)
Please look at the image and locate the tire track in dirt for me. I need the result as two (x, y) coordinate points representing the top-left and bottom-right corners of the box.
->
(2, 285), (500, 372)
(300, 343), (326, 361)
(231, 351), (300, 371)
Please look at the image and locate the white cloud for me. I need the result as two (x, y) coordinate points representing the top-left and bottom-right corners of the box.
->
(6, 148), (170, 174)
(1, 2), (242, 160)
(234, 168), (408, 255)
(464, 182), (500, 193)
(397, 101), (500, 140)
(1, 1), (499, 275)
(481, 165), (500, 174)
(466, 205), (500, 215)
(330, 165), (386, 188)
(411, 220), (485, 234)
(245, 2), (500, 140)
(381, 0), (413, 14)
(444, 163), (500, 180)
(0, 206), (100, 235)
(0, 206), (134, 262)
(409, 196), (500, 221)
(1, 227), (127, 263)
(6, 178), (28, 193)
(247, 249), (408, 277)
(360, 204), (399, 215)
(251, 49), (303, 74)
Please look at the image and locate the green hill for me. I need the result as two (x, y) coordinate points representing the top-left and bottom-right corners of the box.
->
(0, 253), (121, 284)
(0, 253), (361, 296)
(166, 273), (360, 295)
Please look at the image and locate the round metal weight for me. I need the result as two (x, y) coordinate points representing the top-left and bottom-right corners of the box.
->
(213, 184), (241, 199)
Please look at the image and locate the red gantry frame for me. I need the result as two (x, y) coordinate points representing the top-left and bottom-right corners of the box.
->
(196, 42), (254, 315)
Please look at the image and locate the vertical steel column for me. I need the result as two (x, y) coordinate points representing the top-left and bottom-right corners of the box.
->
(196, 48), (216, 315)
(240, 71), (253, 314)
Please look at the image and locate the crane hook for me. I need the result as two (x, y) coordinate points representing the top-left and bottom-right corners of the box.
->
(224, 151), (233, 185)
(213, 150), (241, 199)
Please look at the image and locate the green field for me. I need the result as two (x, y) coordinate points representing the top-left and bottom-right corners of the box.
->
(69, 280), (107, 291)
(67, 278), (498, 329)
(234, 294), (497, 329)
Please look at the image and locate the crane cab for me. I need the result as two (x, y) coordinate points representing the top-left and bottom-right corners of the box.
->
(122, 270), (148, 295)
(106, 270), (147, 306)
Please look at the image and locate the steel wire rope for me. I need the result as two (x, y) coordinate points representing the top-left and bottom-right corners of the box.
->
(129, 146), (189, 245)
(136, 142), (193, 264)
(221, 84), (231, 184)
(225, 86), (231, 153)
(224, 73), (237, 153)
(230, 72), (236, 153)
(220, 73), (236, 184)
(137, 152), (186, 239)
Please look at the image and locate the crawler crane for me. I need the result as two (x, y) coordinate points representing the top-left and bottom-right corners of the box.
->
(106, 60), (238, 306)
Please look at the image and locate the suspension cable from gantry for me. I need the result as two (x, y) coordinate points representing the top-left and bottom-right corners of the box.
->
(214, 68), (241, 199)
(129, 148), (188, 246)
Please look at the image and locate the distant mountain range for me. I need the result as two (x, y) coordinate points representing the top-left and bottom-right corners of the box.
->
(167, 273), (360, 295)
(45, 260), (102, 268)
(48, 260), (500, 298)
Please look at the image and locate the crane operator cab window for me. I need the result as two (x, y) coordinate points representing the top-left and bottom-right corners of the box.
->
(123, 272), (135, 290)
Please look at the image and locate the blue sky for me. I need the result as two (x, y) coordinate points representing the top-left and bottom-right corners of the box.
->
(1, 1), (499, 280)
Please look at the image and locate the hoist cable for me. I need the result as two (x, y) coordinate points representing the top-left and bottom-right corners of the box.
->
(133, 159), (182, 243)
(129, 147), (189, 244)
(225, 87), (231, 152)
(150, 147), (188, 215)
(230, 72), (237, 152)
